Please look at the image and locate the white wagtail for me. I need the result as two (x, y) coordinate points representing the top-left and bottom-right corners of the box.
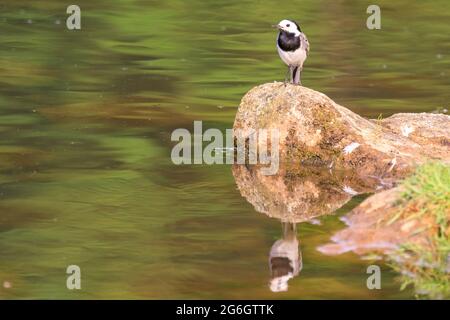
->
(273, 19), (310, 85)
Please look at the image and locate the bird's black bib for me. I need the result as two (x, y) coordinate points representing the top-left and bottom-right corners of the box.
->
(278, 32), (301, 52)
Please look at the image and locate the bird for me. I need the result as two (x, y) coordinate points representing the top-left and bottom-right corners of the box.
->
(274, 19), (309, 85)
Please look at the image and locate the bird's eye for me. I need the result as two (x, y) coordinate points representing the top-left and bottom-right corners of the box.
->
(286, 24), (290, 27)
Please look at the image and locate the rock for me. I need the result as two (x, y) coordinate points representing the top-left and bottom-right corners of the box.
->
(318, 162), (449, 256)
(233, 83), (450, 178)
(317, 186), (419, 256)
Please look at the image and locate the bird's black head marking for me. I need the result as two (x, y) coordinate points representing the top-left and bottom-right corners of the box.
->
(276, 19), (302, 36)
(291, 20), (301, 32)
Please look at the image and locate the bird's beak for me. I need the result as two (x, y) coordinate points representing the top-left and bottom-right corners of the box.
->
(272, 24), (282, 30)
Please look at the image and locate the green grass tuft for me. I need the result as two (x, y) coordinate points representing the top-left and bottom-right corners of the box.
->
(389, 162), (450, 299)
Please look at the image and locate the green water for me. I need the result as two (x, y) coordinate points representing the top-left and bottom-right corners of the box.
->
(0, 0), (449, 299)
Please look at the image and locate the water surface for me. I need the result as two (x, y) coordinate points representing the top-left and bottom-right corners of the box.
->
(0, 0), (449, 299)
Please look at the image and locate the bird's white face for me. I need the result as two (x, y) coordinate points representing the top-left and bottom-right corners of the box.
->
(276, 19), (300, 36)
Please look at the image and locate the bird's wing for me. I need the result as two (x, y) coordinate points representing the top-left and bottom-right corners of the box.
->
(300, 33), (310, 55)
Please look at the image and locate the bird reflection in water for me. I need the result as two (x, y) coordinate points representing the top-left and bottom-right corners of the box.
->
(232, 164), (381, 293)
(269, 222), (301, 292)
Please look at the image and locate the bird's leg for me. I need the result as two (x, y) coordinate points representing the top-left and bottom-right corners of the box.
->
(284, 66), (291, 86)
(290, 66), (297, 84)
(294, 66), (303, 86)
(291, 66), (298, 84)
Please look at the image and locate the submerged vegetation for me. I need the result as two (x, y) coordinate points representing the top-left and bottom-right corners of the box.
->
(388, 163), (450, 299)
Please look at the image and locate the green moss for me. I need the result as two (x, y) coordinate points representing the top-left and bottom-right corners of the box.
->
(312, 105), (347, 160)
(285, 142), (327, 166)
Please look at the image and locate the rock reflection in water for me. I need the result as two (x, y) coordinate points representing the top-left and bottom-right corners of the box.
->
(232, 164), (382, 292)
(232, 164), (380, 223)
